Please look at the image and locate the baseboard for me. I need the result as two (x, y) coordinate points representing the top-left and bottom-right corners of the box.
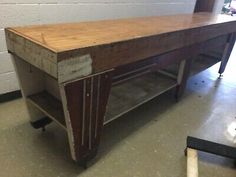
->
(0, 90), (22, 103)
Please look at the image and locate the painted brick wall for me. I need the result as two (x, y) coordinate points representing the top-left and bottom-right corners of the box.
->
(213, 0), (224, 14)
(0, 0), (199, 94)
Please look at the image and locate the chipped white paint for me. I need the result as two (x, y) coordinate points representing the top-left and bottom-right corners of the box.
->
(58, 54), (92, 83)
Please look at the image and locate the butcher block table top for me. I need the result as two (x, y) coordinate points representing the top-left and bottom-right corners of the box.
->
(5, 12), (236, 83)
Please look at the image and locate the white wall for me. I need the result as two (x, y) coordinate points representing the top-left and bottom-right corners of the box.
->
(0, 0), (197, 94)
(213, 0), (224, 14)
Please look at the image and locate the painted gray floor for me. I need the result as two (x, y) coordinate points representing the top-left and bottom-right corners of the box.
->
(0, 45), (236, 177)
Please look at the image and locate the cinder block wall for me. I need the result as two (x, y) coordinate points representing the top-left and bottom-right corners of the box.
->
(0, 0), (198, 94)
(213, 0), (224, 14)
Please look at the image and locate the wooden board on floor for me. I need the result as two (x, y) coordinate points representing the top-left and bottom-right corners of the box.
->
(187, 148), (199, 177)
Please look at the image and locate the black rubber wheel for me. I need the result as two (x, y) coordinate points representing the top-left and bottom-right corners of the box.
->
(30, 117), (52, 130)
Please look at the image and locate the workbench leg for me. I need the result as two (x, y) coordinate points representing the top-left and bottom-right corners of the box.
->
(11, 55), (48, 127)
(219, 33), (236, 75)
(175, 59), (192, 100)
(60, 71), (112, 165)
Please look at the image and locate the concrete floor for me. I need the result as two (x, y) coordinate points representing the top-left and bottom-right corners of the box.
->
(0, 45), (236, 177)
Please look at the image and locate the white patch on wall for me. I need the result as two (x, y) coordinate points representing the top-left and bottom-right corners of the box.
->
(0, 52), (14, 74)
(0, 72), (19, 94)
(0, 30), (7, 52)
(213, 0), (224, 14)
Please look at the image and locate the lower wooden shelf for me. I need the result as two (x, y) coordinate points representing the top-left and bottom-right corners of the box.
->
(26, 72), (177, 129)
(26, 53), (221, 129)
(27, 91), (66, 130)
(104, 72), (177, 124)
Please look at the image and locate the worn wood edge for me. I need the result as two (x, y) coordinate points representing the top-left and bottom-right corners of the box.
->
(59, 22), (236, 75)
(187, 148), (199, 177)
(5, 28), (58, 52)
(57, 21), (236, 60)
(6, 19), (236, 80)
(5, 29), (58, 78)
(62, 69), (114, 85)
(58, 54), (92, 83)
(59, 84), (77, 161)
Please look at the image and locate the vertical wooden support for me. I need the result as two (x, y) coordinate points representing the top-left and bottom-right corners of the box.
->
(175, 59), (193, 100)
(219, 33), (236, 75)
(187, 148), (199, 177)
(60, 71), (112, 163)
(11, 55), (46, 122)
(175, 45), (201, 100)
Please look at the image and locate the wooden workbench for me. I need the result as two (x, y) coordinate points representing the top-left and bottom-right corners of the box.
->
(5, 13), (236, 165)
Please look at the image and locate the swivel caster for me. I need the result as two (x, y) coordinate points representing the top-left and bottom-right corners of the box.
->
(79, 160), (88, 169)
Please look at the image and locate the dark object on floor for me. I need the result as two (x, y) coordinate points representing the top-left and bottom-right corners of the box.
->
(187, 136), (236, 159)
(186, 136), (236, 177)
(0, 90), (22, 103)
(30, 117), (52, 132)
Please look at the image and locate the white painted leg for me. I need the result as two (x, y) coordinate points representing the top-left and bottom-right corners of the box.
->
(11, 55), (46, 121)
(177, 60), (186, 85)
(175, 59), (192, 100)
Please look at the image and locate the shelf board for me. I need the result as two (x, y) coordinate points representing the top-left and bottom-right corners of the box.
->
(27, 91), (66, 130)
(27, 73), (177, 127)
(105, 72), (177, 124)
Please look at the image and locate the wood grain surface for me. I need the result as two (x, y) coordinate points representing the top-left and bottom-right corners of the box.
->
(5, 13), (236, 82)
(6, 13), (236, 52)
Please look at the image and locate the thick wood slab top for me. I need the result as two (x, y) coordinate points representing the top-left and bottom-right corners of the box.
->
(6, 13), (236, 53)
(5, 13), (236, 83)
